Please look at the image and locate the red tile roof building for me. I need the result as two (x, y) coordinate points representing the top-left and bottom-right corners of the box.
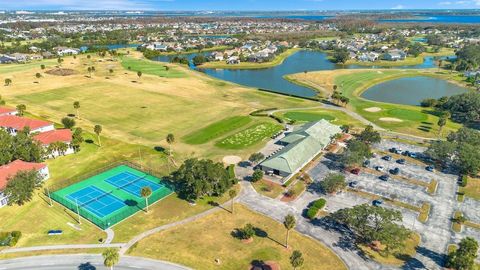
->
(33, 129), (72, 145)
(0, 115), (54, 134)
(0, 107), (17, 117)
(0, 160), (48, 190)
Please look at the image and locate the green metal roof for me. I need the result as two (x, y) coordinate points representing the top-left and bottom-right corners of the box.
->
(260, 120), (341, 174)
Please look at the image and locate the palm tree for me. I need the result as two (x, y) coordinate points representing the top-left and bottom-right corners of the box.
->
(166, 133), (175, 156)
(57, 57), (63, 67)
(140, 186), (152, 213)
(4, 78), (12, 86)
(283, 214), (296, 249)
(102, 248), (120, 270)
(87, 67), (92, 77)
(290, 250), (304, 270)
(16, 104), (26, 116)
(137, 71), (142, 81)
(94, 125), (102, 146)
(73, 101), (81, 119)
(229, 189), (237, 214)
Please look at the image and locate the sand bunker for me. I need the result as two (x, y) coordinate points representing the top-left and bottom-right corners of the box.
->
(379, 117), (403, 122)
(222, 155), (242, 165)
(45, 68), (77, 76)
(364, 107), (382, 113)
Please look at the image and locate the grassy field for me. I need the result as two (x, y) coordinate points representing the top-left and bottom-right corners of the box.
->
(129, 204), (346, 270)
(215, 122), (283, 149)
(459, 177), (480, 201)
(358, 233), (421, 266)
(252, 180), (285, 199)
(286, 69), (467, 138)
(182, 116), (252, 145)
(275, 108), (365, 127)
(119, 56), (186, 78)
(0, 59), (56, 75)
(199, 48), (301, 69)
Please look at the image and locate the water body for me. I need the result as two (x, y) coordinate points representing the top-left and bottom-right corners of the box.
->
(361, 76), (468, 106)
(154, 50), (457, 99)
(380, 15), (480, 24)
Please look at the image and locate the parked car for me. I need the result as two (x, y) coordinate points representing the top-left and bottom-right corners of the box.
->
(349, 181), (358, 188)
(363, 160), (371, 167)
(350, 168), (361, 175)
(390, 167), (400, 175)
(426, 165), (435, 172)
(389, 148), (397, 153)
(402, 150), (410, 156)
(379, 174), (389, 181)
(375, 165), (384, 171)
(396, 159), (406, 165)
(408, 152), (417, 158)
(382, 155), (392, 161)
(372, 200), (383, 206)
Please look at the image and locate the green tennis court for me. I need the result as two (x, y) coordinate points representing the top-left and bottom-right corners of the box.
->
(51, 165), (173, 229)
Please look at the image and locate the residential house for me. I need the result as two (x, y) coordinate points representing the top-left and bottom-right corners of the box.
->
(53, 47), (80, 56)
(0, 160), (49, 207)
(226, 56), (240, 65)
(33, 129), (74, 157)
(0, 115), (54, 135)
(384, 49), (407, 61)
(0, 55), (16, 64)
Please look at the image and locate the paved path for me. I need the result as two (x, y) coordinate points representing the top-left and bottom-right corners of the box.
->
(237, 181), (383, 270)
(104, 228), (115, 244)
(0, 243), (124, 254)
(0, 254), (191, 270)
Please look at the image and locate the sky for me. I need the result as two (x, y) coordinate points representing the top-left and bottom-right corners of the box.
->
(2, 0), (480, 11)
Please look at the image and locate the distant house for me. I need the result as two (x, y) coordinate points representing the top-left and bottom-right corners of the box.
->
(33, 129), (74, 157)
(0, 160), (49, 208)
(53, 47), (80, 56)
(0, 115), (54, 135)
(9, 53), (28, 63)
(226, 56), (240, 65)
(211, 52), (224, 61)
(0, 55), (16, 64)
(41, 51), (54, 59)
(0, 107), (17, 117)
(384, 49), (407, 61)
(259, 120), (341, 182)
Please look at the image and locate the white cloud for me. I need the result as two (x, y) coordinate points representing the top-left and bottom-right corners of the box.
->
(391, 4), (405, 9)
(438, 0), (480, 6)
(1, 0), (174, 10)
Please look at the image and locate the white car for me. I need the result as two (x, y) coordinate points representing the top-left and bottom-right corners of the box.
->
(375, 165), (384, 171)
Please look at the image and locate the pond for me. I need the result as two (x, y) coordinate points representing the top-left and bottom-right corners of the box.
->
(360, 76), (469, 106)
(153, 50), (456, 99)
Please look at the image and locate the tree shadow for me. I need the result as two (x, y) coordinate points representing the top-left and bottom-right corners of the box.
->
(415, 246), (446, 268)
(249, 260), (273, 270)
(253, 227), (268, 238)
(125, 199), (138, 207)
(67, 113), (76, 118)
(85, 139), (94, 144)
(402, 257), (426, 270)
(208, 200), (229, 212)
(153, 146), (165, 152)
(78, 262), (96, 270)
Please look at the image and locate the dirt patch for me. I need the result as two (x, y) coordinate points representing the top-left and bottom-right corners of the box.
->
(45, 68), (77, 76)
(379, 117), (403, 122)
(223, 155), (242, 165)
(364, 107), (382, 113)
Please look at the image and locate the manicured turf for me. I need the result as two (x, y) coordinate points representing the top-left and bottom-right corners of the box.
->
(0, 59), (56, 74)
(283, 111), (335, 122)
(215, 122), (282, 149)
(251, 180), (285, 199)
(119, 56), (186, 78)
(129, 204), (346, 270)
(358, 233), (420, 266)
(182, 116), (252, 144)
(460, 177), (480, 201)
(51, 165), (173, 229)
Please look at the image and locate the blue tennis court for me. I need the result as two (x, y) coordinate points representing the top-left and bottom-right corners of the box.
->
(66, 186), (125, 218)
(105, 171), (163, 198)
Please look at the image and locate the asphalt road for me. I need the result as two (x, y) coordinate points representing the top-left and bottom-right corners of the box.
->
(0, 254), (191, 270)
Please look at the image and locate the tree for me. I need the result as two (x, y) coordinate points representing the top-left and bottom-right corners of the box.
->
(320, 173), (347, 194)
(166, 133), (175, 156)
(440, 92), (480, 124)
(109, 69), (114, 74)
(137, 71), (142, 80)
(57, 57), (63, 66)
(340, 124), (351, 134)
(87, 66), (93, 77)
(140, 186), (152, 213)
(0, 129), (13, 165)
(283, 214), (296, 248)
(330, 204), (411, 254)
(4, 78), (11, 86)
(357, 125), (381, 145)
(248, 152), (265, 164)
(16, 104), (26, 116)
(35, 73), (42, 79)
(340, 139), (372, 167)
(239, 223), (255, 240)
(71, 128), (84, 152)
(11, 128), (44, 163)
(437, 115), (447, 136)
(73, 101), (81, 119)
(408, 43), (425, 57)
(192, 54), (207, 65)
(251, 169), (264, 182)
(102, 248), (120, 270)
(229, 189), (237, 214)
(61, 117), (76, 130)
(40, 64), (45, 70)
(94, 125), (102, 146)
(4, 170), (42, 205)
(47, 141), (68, 157)
(171, 158), (236, 201)
(447, 237), (478, 270)
(333, 47), (349, 64)
(290, 250), (304, 270)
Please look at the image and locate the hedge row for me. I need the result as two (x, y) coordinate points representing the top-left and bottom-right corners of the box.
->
(460, 175), (468, 187)
(0, 231), (22, 247)
(306, 198), (326, 220)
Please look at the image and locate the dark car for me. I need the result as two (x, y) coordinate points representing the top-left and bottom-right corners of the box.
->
(390, 167), (400, 175)
(379, 174), (389, 181)
(350, 168), (361, 175)
(426, 165), (435, 172)
(402, 150), (410, 156)
(363, 160), (371, 167)
(372, 200), (383, 206)
(382, 155), (392, 161)
(389, 147), (397, 153)
(396, 159), (406, 165)
(349, 181), (358, 188)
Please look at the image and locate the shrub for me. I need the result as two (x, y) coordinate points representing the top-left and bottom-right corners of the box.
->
(251, 170), (264, 182)
(0, 231), (22, 247)
(306, 199), (327, 220)
(239, 223), (255, 240)
(306, 207), (319, 220)
(313, 198), (326, 209)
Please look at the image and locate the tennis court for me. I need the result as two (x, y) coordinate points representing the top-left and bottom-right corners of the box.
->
(51, 165), (173, 229)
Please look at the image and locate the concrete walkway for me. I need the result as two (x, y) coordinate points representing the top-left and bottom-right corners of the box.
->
(0, 243), (124, 254)
(104, 228), (115, 244)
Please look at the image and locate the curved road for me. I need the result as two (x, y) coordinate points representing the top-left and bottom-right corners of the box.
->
(0, 254), (191, 270)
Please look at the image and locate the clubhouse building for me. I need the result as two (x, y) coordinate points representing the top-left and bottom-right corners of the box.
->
(258, 120), (341, 181)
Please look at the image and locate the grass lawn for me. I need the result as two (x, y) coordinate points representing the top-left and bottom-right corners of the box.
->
(358, 233), (421, 266)
(129, 204), (346, 270)
(459, 177), (480, 201)
(286, 69), (467, 138)
(182, 116), (252, 145)
(199, 48), (301, 70)
(119, 56), (186, 78)
(276, 109), (365, 127)
(452, 211), (463, 233)
(252, 180), (285, 199)
(0, 59), (56, 75)
(0, 248), (105, 260)
(215, 122), (283, 149)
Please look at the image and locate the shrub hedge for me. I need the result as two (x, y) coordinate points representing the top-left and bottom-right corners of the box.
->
(306, 198), (326, 220)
